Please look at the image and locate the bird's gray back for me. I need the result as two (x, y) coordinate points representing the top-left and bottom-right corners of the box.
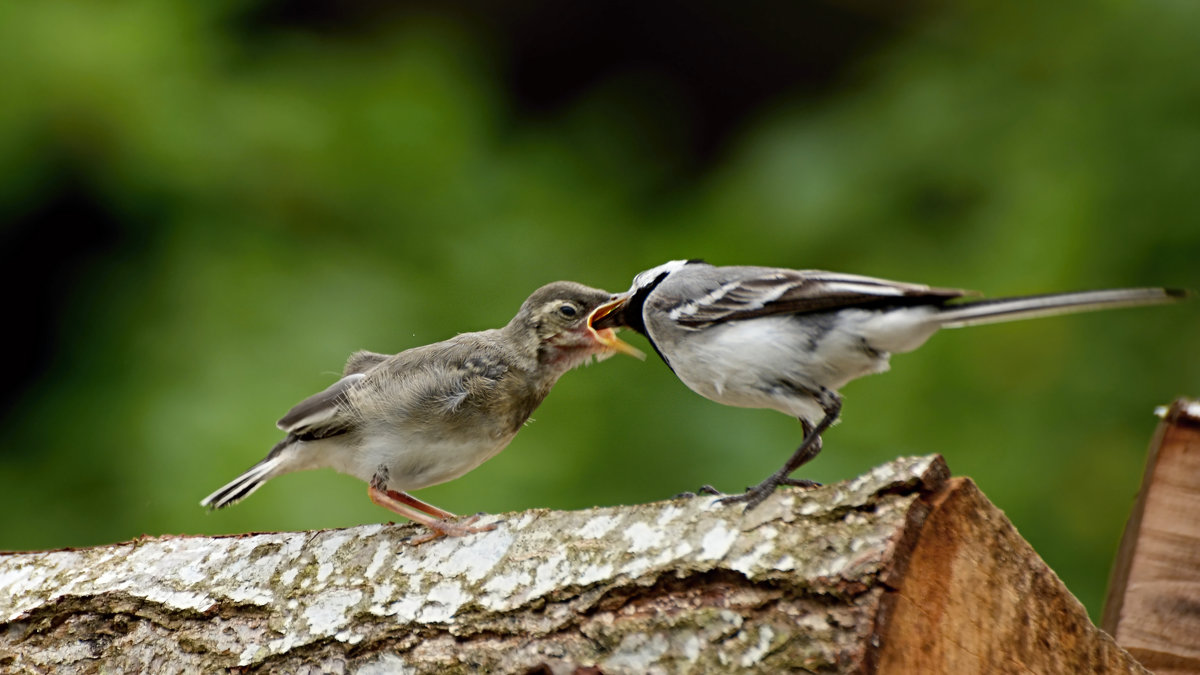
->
(353, 330), (541, 442)
(646, 264), (966, 331)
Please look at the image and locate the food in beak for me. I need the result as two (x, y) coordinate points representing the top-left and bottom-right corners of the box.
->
(587, 296), (644, 359)
(589, 295), (628, 331)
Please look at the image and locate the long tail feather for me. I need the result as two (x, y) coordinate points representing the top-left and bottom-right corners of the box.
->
(200, 443), (289, 510)
(936, 288), (1188, 329)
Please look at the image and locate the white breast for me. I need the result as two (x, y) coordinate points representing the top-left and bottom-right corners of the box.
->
(649, 307), (942, 420)
(330, 428), (518, 492)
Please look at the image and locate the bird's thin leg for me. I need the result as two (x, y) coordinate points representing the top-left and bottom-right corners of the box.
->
(367, 482), (496, 544)
(368, 473), (457, 520)
(380, 487), (458, 520)
(720, 391), (842, 511)
(776, 423), (822, 489)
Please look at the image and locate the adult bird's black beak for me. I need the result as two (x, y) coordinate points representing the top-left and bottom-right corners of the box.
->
(588, 293), (630, 331)
(587, 293), (645, 359)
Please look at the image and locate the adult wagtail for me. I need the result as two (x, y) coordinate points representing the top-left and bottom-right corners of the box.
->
(590, 259), (1186, 510)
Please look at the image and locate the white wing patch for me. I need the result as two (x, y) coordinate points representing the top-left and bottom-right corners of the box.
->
(668, 275), (900, 323)
(668, 280), (742, 321)
(816, 280), (906, 297)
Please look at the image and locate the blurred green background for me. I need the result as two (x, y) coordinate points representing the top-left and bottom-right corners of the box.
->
(2, 0), (1197, 620)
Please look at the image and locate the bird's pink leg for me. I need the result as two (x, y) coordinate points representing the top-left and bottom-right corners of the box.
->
(367, 486), (496, 544)
(376, 487), (458, 520)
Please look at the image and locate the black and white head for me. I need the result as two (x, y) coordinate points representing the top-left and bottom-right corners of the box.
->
(589, 259), (703, 334)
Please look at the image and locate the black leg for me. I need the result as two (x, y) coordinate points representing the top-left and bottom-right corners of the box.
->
(720, 390), (842, 511)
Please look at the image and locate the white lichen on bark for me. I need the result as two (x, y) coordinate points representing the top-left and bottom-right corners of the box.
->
(0, 454), (948, 674)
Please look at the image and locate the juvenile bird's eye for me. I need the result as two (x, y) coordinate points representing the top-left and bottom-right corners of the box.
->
(558, 304), (578, 317)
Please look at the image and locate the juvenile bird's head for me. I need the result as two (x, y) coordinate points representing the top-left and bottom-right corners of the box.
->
(508, 281), (644, 372)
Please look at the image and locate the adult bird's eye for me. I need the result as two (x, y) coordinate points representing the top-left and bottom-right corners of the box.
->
(558, 304), (578, 317)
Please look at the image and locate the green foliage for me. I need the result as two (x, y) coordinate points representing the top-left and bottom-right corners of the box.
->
(2, 0), (1197, 621)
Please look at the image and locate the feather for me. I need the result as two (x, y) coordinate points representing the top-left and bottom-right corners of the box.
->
(667, 267), (969, 326)
(276, 373), (365, 437)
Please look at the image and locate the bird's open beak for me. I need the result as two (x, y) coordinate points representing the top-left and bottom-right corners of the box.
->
(589, 294), (628, 330)
(588, 295), (644, 359)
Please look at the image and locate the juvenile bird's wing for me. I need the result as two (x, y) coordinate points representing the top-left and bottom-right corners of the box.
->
(664, 267), (971, 327)
(380, 337), (515, 418)
(270, 350), (389, 442)
(346, 332), (542, 442)
(276, 373), (366, 440)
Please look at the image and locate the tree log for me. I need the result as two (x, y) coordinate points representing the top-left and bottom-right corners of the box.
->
(1103, 398), (1200, 675)
(0, 455), (1145, 674)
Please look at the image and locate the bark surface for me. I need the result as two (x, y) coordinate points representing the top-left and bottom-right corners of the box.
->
(0, 454), (1145, 674)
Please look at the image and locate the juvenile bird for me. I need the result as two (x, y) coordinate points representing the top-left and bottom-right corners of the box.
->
(591, 260), (1187, 510)
(202, 281), (642, 541)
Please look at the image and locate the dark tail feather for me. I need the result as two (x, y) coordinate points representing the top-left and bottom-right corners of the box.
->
(936, 288), (1188, 329)
(200, 441), (290, 510)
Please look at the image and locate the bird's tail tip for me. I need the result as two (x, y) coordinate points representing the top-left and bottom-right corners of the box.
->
(199, 454), (285, 511)
(935, 286), (1189, 329)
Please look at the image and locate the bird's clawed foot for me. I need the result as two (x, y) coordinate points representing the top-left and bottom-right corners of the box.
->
(672, 484), (725, 499)
(716, 409), (832, 511)
(408, 513), (500, 545)
(718, 474), (821, 512)
(717, 481), (777, 511)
